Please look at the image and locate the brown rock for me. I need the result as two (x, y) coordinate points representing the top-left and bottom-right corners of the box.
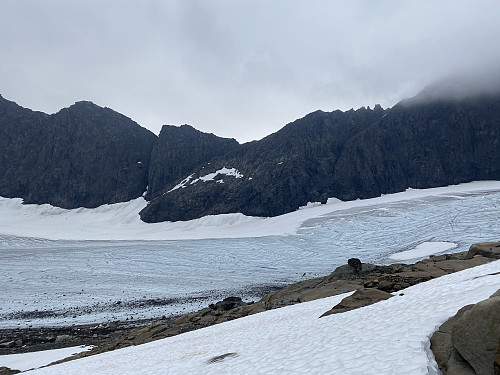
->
(453, 292), (500, 375)
(494, 339), (500, 375)
(0, 367), (21, 375)
(465, 242), (500, 260)
(377, 280), (395, 292)
(320, 288), (393, 317)
(431, 289), (500, 375)
(435, 257), (493, 273)
(430, 305), (474, 374)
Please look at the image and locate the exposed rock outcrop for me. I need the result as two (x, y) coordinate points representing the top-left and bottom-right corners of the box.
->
(319, 288), (393, 317)
(58, 247), (496, 359)
(0, 367), (20, 375)
(466, 242), (500, 260)
(0, 96), (157, 208)
(146, 124), (238, 200)
(1, 80), (499, 221)
(140, 89), (500, 222)
(431, 289), (500, 375)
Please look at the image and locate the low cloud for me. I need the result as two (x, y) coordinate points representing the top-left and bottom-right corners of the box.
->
(1, 0), (500, 141)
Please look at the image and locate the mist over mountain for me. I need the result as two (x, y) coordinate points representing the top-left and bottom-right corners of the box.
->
(402, 71), (500, 105)
(1, 77), (499, 221)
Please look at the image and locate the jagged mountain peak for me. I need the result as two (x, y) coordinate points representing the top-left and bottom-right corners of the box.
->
(0, 95), (157, 209)
(140, 92), (500, 222)
(1, 84), (499, 222)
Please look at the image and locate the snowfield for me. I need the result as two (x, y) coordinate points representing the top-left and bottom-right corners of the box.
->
(1, 181), (499, 328)
(24, 259), (500, 375)
(388, 241), (458, 261)
(0, 181), (499, 241)
(0, 346), (92, 372)
(1, 181), (499, 373)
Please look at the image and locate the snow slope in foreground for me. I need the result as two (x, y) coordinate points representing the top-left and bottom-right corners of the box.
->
(25, 260), (500, 375)
(0, 346), (92, 372)
(1, 181), (500, 241)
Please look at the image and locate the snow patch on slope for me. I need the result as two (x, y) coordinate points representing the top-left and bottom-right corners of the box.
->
(167, 174), (194, 193)
(0, 346), (92, 372)
(165, 167), (245, 194)
(191, 167), (244, 184)
(390, 241), (458, 261)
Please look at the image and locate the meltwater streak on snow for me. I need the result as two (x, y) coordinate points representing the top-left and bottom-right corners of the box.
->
(25, 260), (500, 375)
(0, 181), (499, 328)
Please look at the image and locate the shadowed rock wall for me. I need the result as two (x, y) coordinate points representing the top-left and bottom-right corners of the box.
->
(0, 96), (157, 208)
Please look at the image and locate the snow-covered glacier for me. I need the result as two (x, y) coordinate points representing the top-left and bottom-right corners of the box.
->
(0, 181), (499, 328)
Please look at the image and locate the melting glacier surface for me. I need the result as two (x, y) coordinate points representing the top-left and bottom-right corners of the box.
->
(0, 186), (499, 328)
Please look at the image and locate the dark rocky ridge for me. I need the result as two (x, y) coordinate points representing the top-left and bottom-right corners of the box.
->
(146, 124), (239, 200)
(141, 107), (386, 221)
(140, 91), (500, 222)
(0, 95), (157, 208)
(1, 81), (499, 220)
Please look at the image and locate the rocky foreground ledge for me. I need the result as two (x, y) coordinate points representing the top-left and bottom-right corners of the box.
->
(1, 242), (499, 373)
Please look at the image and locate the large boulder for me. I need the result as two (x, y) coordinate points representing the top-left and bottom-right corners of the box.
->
(431, 289), (500, 375)
(465, 242), (500, 260)
(452, 290), (500, 375)
(431, 305), (477, 375)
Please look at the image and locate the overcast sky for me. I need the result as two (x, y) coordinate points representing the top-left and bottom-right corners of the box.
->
(1, 1), (499, 142)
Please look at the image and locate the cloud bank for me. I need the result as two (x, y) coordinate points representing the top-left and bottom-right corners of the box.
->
(1, 0), (500, 141)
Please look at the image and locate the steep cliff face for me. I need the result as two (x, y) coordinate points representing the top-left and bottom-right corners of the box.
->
(146, 124), (239, 200)
(331, 94), (500, 200)
(2, 83), (499, 222)
(0, 96), (157, 208)
(140, 93), (500, 222)
(140, 105), (387, 222)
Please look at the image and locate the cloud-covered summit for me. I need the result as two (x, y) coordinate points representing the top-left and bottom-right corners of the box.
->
(1, 0), (500, 142)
